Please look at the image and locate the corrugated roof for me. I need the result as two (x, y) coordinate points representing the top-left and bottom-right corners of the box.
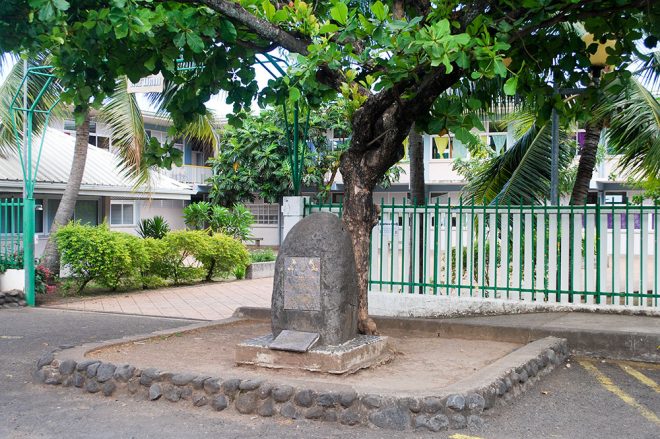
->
(0, 128), (193, 199)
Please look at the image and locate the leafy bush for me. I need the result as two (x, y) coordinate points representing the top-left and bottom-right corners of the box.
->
(35, 265), (56, 295)
(137, 216), (170, 239)
(160, 230), (207, 284)
(183, 202), (254, 241)
(195, 233), (250, 281)
(208, 204), (254, 241)
(250, 248), (276, 263)
(0, 252), (22, 274)
(56, 222), (136, 293)
(183, 201), (211, 230)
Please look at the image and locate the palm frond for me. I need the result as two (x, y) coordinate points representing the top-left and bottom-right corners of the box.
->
(462, 121), (574, 205)
(98, 77), (151, 188)
(597, 76), (660, 180)
(0, 53), (66, 157)
(177, 110), (219, 155)
(634, 50), (660, 92)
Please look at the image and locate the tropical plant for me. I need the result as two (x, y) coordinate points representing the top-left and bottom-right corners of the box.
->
(250, 248), (276, 263)
(208, 204), (254, 241)
(137, 216), (171, 239)
(183, 201), (211, 230)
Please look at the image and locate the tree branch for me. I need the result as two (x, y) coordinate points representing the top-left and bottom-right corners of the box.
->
(189, 0), (311, 55)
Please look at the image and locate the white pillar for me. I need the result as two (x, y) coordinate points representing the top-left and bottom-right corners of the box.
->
(281, 196), (309, 241)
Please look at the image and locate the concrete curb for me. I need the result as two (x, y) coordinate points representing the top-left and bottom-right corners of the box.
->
(235, 308), (660, 363)
(35, 316), (568, 432)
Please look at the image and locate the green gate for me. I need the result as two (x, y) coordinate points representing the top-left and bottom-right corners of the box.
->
(0, 198), (24, 268)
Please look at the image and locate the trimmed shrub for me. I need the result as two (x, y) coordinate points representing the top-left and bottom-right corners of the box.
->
(160, 230), (207, 284)
(195, 233), (250, 281)
(55, 223), (134, 293)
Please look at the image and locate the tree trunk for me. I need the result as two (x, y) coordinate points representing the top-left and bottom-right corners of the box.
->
(569, 119), (604, 206)
(408, 125), (426, 293)
(340, 149), (381, 335)
(41, 112), (91, 274)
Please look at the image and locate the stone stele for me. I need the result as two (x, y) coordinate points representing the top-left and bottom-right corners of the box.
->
(271, 212), (358, 346)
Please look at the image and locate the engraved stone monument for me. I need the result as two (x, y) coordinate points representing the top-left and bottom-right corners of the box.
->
(235, 212), (389, 374)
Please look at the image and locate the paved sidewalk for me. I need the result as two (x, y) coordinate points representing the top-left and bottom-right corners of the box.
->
(46, 278), (273, 321)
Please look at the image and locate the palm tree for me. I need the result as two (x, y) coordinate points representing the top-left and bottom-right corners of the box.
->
(461, 52), (660, 205)
(0, 55), (218, 274)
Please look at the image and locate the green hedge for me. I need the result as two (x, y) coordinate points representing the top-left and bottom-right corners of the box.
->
(55, 223), (249, 293)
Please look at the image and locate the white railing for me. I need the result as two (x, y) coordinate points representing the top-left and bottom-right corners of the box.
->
(163, 165), (212, 185)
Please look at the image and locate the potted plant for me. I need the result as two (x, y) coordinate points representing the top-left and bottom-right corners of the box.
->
(0, 253), (25, 292)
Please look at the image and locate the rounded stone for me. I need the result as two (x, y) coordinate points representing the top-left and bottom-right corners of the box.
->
(192, 376), (211, 390)
(85, 380), (100, 393)
(450, 414), (467, 429)
(58, 359), (77, 375)
(140, 368), (161, 386)
(149, 383), (163, 400)
(257, 383), (273, 399)
(317, 392), (337, 407)
(171, 373), (196, 386)
(44, 370), (62, 385)
(86, 363), (100, 378)
(257, 399), (275, 417)
(62, 376), (74, 387)
(280, 402), (298, 419)
(323, 409), (338, 422)
(504, 377), (513, 391)
(427, 414), (450, 432)
(164, 385), (182, 402)
(96, 363), (116, 383)
(36, 352), (54, 370)
(361, 394), (383, 409)
(402, 397), (422, 413)
(76, 360), (99, 372)
(422, 396), (443, 414)
(339, 390), (358, 408)
(518, 370), (529, 383)
(304, 406), (324, 420)
(193, 394), (208, 407)
(180, 387), (192, 400)
(546, 349), (558, 365)
(466, 394), (486, 412)
(222, 378), (242, 397)
(239, 379), (263, 391)
(446, 394), (465, 411)
(369, 405), (411, 431)
(467, 414), (484, 430)
(211, 395), (228, 411)
(113, 364), (135, 382)
(529, 360), (539, 377)
(495, 379), (507, 396)
(235, 392), (258, 414)
(294, 389), (316, 408)
(204, 378), (221, 395)
(72, 372), (85, 388)
(272, 385), (294, 402)
(103, 381), (116, 397)
(339, 409), (361, 426)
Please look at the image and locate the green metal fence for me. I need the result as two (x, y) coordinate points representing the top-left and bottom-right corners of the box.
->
(0, 198), (24, 264)
(305, 199), (660, 309)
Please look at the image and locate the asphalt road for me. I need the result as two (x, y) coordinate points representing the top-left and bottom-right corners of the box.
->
(0, 307), (658, 438)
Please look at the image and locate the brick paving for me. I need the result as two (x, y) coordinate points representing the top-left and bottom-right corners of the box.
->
(46, 278), (273, 321)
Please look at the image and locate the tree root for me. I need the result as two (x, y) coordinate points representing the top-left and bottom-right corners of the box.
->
(358, 317), (379, 335)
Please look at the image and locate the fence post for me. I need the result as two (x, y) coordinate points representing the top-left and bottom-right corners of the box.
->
(281, 196), (309, 242)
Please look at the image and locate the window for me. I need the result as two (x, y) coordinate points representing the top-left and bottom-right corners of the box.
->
(246, 203), (279, 225)
(64, 120), (109, 149)
(110, 202), (135, 226)
(47, 199), (99, 231)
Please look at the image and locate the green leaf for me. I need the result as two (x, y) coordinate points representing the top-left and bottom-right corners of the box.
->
(503, 77), (518, 96)
(370, 1), (387, 21)
(288, 87), (301, 102)
(186, 32), (204, 53)
(319, 23), (339, 34)
(330, 3), (348, 26)
(53, 0), (70, 11)
(262, 0), (276, 21)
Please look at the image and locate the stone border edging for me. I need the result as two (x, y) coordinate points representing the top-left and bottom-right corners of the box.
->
(0, 289), (26, 308)
(34, 316), (568, 432)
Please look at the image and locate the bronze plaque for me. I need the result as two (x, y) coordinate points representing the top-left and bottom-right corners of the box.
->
(283, 257), (321, 311)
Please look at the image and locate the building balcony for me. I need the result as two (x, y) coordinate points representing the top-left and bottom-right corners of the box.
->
(163, 165), (212, 185)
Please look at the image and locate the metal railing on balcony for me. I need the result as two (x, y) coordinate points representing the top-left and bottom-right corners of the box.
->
(163, 165), (212, 185)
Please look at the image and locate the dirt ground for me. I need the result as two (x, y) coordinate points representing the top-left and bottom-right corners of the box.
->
(89, 319), (521, 396)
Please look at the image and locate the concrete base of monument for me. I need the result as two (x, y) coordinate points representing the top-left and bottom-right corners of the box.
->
(235, 334), (391, 374)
